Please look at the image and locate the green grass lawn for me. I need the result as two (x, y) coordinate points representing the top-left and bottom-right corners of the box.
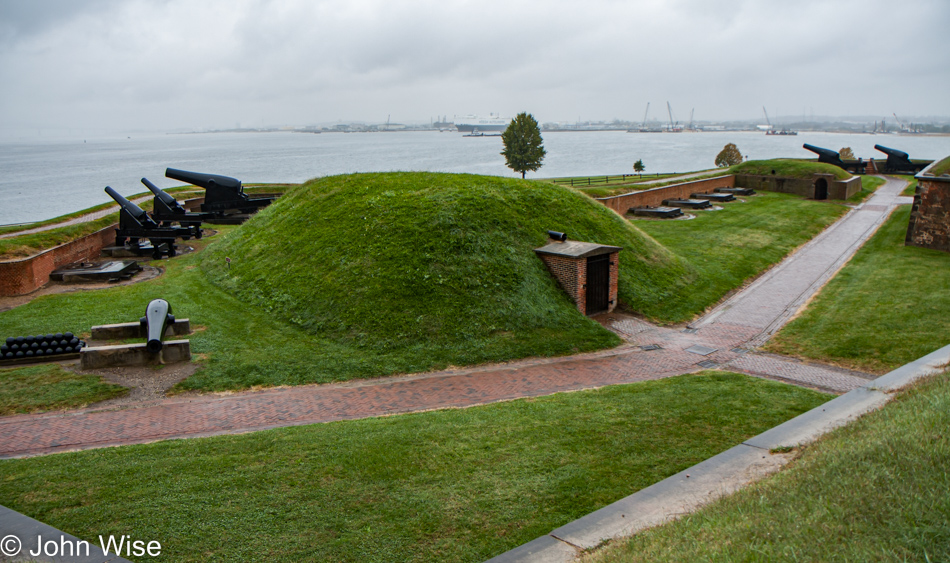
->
(0, 364), (126, 415)
(0, 372), (830, 563)
(766, 205), (950, 373)
(730, 159), (852, 180)
(899, 174), (919, 196)
(583, 371), (950, 563)
(929, 154), (950, 176)
(630, 192), (848, 323)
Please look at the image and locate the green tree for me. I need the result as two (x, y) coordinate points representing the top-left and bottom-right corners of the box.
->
(633, 159), (645, 177)
(715, 143), (743, 168)
(839, 147), (855, 160)
(501, 112), (546, 179)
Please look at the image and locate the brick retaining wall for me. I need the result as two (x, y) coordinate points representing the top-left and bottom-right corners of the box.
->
(0, 225), (117, 296)
(906, 168), (950, 253)
(595, 176), (736, 214)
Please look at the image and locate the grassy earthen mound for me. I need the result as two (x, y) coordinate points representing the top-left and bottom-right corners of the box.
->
(201, 172), (694, 363)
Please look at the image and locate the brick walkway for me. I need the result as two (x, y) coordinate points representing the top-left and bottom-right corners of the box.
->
(0, 178), (909, 458)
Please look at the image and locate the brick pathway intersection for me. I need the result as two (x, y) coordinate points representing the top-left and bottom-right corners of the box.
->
(0, 178), (910, 458)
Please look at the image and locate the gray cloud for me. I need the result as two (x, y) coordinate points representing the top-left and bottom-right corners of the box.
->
(1, 0), (948, 132)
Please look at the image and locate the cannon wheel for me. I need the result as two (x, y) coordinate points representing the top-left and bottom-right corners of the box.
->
(152, 247), (163, 260)
(168, 244), (177, 257)
(195, 228), (203, 239)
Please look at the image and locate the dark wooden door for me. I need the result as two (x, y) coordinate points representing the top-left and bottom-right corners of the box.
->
(815, 178), (828, 200)
(586, 255), (610, 314)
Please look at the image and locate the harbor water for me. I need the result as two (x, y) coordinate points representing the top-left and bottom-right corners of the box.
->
(2, 130), (949, 225)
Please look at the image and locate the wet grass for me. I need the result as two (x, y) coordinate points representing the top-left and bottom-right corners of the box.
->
(582, 371), (950, 563)
(0, 371), (829, 562)
(766, 205), (950, 373)
(0, 364), (126, 415)
(730, 159), (852, 180)
(630, 192), (848, 323)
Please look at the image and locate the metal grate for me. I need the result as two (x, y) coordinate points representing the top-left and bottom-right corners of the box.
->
(696, 360), (718, 368)
(682, 328), (698, 334)
(639, 344), (662, 351)
(685, 345), (718, 356)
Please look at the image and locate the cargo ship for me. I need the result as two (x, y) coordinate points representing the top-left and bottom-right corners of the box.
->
(454, 114), (509, 133)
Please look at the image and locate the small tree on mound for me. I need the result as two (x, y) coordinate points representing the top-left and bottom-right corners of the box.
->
(839, 147), (855, 160)
(633, 159), (645, 177)
(715, 143), (743, 168)
(501, 112), (546, 179)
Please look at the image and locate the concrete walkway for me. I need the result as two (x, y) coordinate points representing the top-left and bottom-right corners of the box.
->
(0, 178), (910, 460)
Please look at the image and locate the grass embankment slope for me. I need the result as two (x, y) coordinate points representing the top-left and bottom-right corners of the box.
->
(929, 154), (950, 176)
(0, 372), (830, 562)
(585, 371), (950, 563)
(201, 172), (692, 361)
(767, 205), (950, 373)
(730, 159), (852, 180)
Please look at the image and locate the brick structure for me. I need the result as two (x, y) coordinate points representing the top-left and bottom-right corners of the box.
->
(596, 175), (736, 214)
(0, 225), (117, 296)
(735, 173), (860, 200)
(905, 165), (950, 253)
(535, 240), (621, 315)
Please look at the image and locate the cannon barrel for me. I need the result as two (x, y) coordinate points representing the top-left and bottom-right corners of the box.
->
(802, 143), (845, 168)
(803, 143), (839, 159)
(142, 178), (185, 212)
(105, 186), (158, 228)
(142, 299), (174, 353)
(874, 144), (910, 161)
(166, 168), (242, 193)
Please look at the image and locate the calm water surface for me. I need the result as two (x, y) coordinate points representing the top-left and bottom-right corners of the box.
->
(2, 130), (949, 224)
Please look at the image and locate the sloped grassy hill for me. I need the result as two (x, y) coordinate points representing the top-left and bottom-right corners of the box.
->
(201, 172), (694, 363)
(731, 159), (852, 180)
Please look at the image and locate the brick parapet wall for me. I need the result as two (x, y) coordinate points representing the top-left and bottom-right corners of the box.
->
(0, 224), (117, 296)
(906, 175), (950, 253)
(735, 174), (860, 200)
(596, 176), (736, 214)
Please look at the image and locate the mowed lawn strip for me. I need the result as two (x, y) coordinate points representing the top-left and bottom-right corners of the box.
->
(0, 364), (126, 415)
(0, 372), (829, 563)
(766, 205), (950, 373)
(583, 372), (950, 563)
(632, 192), (847, 323)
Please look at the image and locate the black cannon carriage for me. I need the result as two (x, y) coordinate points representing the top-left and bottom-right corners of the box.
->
(873, 145), (929, 175)
(165, 168), (274, 218)
(141, 177), (208, 237)
(105, 186), (194, 260)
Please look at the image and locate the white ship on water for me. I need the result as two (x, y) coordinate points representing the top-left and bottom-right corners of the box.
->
(454, 114), (509, 133)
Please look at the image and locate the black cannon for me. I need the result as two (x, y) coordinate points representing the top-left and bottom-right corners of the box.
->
(803, 143), (846, 169)
(165, 168), (274, 217)
(141, 299), (174, 353)
(873, 145), (929, 174)
(105, 186), (194, 259)
(141, 178), (207, 237)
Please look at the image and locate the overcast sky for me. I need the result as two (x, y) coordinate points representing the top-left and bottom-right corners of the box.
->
(1, 0), (948, 132)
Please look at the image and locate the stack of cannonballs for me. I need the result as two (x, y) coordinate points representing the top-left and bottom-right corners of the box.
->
(1, 333), (86, 360)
